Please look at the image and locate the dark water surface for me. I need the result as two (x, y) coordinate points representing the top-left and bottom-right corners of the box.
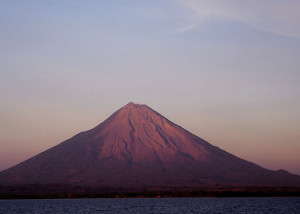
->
(0, 197), (299, 213)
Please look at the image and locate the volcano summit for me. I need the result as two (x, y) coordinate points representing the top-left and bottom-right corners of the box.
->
(0, 102), (299, 188)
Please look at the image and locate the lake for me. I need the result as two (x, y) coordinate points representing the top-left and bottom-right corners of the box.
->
(0, 197), (299, 213)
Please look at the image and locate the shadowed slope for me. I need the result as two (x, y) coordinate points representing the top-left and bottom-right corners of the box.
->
(0, 102), (299, 187)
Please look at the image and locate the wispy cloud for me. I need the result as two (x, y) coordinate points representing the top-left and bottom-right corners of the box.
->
(177, 0), (300, 38)
(178, 22), (199, 32)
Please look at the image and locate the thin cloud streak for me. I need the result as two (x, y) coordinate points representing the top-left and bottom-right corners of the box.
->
(178, 0), (300, 38)
(178, 22), (199, 32)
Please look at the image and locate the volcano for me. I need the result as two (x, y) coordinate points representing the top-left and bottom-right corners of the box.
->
(0, 102), (299, 188)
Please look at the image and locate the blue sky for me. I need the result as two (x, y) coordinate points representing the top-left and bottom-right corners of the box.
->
(1, 0), (300, 174)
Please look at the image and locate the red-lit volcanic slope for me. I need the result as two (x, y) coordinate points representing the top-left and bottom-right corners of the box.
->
(0, 102), (299, 187)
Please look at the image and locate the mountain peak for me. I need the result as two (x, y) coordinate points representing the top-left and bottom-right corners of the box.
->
(114, 102), (154, 122)
(125, 101), (136, 107)
(127, 101), (135, 106)
(121, 102), (146, 111)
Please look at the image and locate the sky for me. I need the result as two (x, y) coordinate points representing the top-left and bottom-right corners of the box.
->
(1, 0), (300, 175)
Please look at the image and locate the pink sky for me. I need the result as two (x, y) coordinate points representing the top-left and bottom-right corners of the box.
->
(1, 1), (299, 175)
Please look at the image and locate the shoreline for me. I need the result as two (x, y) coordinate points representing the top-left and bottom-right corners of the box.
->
(1, 185), (300, 199)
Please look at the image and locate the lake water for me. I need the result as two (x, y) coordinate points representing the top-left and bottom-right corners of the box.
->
(0, 197), (299, 213)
